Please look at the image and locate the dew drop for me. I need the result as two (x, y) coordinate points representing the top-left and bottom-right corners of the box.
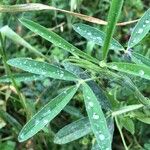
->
(87, 96), (90, 100)
(139, 70), (144, 76)
(99, 134), (105, 140)
(145, 20), (150, 24)
(35, 120), (40, 125)
(43, 119), (49, 124)
(77, 26), (80, 30)
(138, 28), (143, 34)
(93, 113), (99, 119)
(88, 102), (94, 107)
(87, 32), (92, 36)
(112, 65), (118, 70)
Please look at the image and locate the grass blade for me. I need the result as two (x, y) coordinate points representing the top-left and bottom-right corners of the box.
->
(0, 26), (47, 60)
(102, 0), (124, 61)
(18, 85), (78, 142)
(131, 52), (150, 66)
(107, 62), (150, 81)
(128, 8), (150, 48)
(73, 23), (124, 51)
(19, 18), (99, 64)
(111, 104), (143, 117)
(7, 58), (78, 81)
(82, 83), (111, 150)
(54, 117), (91, 144)
(0, 73), (45, 83)
(0, 109), (22, 132)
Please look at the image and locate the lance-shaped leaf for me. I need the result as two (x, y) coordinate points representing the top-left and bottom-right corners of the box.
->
(107, 62), (150, 81)
(54, 117), (91, 144)
(18, 85), (78, 142)
(19, 18), (99, 64)
(128, 8), (150, 48)
(7, 58), (78, 81)
(54, 116), (114, 145)
(0, 26), (47, 60)
(0, 73), (45, 83)
(82, 83), (111, 150)
(73, 23), (124, 51)
(131, 52), (150, 67)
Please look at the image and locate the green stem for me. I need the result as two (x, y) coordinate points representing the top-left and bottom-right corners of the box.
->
(115, 117), (128, 150)
(102, 0), (124, 61)
(0, 34), (30, 120)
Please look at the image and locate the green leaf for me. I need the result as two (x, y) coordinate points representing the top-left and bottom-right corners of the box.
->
(107, 62), (150, 81)
(82, 83), (111, 150)
(64, 63), (111, 110)
(54, 116), (114, 145)
(19, 18), (99, 64)
(0, 26), (47, 60)
(0, 109), (22, 132)
(63, 105), (83, 118)
(136, 117), (150, 124)
(0, 141), (16, 150)
(54, 117), (91, 144)
(18, 85), (78, 142)
(131, 52), (150, 66)
(101, 0), (124, 60)
(128, 8), (150, 48)
(111, 104), (143, 117)
(73, 23), (124, 51)
(134, 111), (150, 124)
(0, 73), (45, 83)
(7, 58), (78, 81)
(120, 117), (135, 135)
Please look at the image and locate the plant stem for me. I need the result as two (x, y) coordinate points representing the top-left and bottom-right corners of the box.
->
(115, 117), (129, 150)
(0, 34), (30, 120)
(102, 0), (124, 61)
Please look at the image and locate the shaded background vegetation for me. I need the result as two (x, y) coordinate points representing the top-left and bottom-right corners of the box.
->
(0, 0), (150, 150)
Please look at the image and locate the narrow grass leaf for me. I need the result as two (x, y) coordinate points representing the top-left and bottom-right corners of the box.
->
(82, 83), (111, 150)
(0, 109), (22, 132)
(131, 52), (150, 66)
(7, 58), (78, 81)
(18, 85), (78, 142)
(54, 117), (91, 144)
(73, 23), (124, 51)
(128, 8), (150, 48)
(0, 73), (45, 83)
(0, 26), (47, 60)
(0, 3), (138, 26)
(19, 18), (99, 64)
(107, 62), (150, 81)
(111, 104), (143, 117)
(102, 0), (124, 60)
